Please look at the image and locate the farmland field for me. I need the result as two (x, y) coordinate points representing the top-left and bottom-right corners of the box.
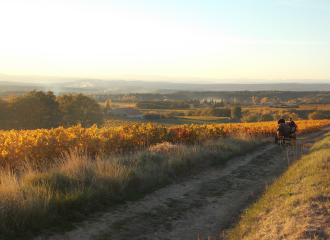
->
(99, 102), (136, 108)
(103, 115), (234, 126)
(175, 116), (232, 124)
(298, 103), (330, 110)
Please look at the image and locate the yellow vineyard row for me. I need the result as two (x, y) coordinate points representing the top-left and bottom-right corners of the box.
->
(1, 120), (330, 169)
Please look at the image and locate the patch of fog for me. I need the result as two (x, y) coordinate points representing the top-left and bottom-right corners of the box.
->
(64, 82), (94, 88)
(40, 84), (63, 95)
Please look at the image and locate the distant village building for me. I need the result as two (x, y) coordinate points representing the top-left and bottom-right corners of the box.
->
(201, 104), (211, 108)
(284, 103), (294, 106)
(264, 101), (276, 105)
(111, 107), (144, 119)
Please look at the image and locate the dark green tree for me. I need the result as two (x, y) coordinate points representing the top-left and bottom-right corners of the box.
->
(0, 98), (10, 130)
(259, 114), (273, 122)
(231, 106), (242, 119)
(213, 100), (224, 107)
(241, 113), (259, 123)
(57, 93), (103, 127)
(33, 90), (62, 128)
(8, 90), (62, 130)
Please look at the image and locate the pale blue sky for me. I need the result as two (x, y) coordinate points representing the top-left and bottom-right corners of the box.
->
(0, 0), (329, 82)
(99, 0), (330, 41)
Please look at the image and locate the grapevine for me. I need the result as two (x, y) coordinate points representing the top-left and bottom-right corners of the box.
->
(1, 120), (329, 169)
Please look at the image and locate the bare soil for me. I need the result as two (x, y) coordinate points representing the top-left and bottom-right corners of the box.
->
(35, 128), (329, 240)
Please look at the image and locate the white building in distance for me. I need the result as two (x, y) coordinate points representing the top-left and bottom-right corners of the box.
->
(111, 107), (144, 119)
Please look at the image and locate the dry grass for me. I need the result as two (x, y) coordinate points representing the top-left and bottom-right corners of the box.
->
(148, 141), (179, 153)
(225, 134), (330, 240)
(0, 135), (259, 239)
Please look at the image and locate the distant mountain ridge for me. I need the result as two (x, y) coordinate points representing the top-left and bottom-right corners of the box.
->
(60, 79), (330, 92)
(1, 73), (329, 84)
(0, 73), (330, 93)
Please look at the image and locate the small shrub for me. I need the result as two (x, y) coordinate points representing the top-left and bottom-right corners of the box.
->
(149, 142), (178, 153)
(308, 111), (326, 120)
(241, 113), (259, 123)
(259, 114), (273, 122)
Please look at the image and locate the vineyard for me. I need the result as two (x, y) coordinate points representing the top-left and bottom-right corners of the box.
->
(1, 120), (330, 169)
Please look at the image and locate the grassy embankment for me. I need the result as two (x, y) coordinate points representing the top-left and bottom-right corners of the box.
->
(0, 135), (260, 239)
(226, 133), (330, 239)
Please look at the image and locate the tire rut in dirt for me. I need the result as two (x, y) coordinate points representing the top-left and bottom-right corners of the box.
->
(95, 198), (205, 240)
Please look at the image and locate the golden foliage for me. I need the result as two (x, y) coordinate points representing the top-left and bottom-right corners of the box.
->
(1, 120), (330, 169)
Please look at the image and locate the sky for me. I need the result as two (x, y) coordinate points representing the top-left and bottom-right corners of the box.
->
(0, 0), (330, 83)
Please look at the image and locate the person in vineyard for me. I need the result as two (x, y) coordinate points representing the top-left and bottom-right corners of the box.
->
(289, 117), (297, 134)
(278, 115), (285, 124)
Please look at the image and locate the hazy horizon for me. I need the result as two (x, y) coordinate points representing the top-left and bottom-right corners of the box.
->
(1, 73), (330, 85)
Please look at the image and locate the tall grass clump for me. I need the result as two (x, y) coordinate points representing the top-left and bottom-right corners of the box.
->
(0, 134), (259, 239)
(225, 134), (330, 240)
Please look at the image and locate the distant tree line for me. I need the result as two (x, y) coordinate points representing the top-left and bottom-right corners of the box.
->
(136, 100), (190, 109)
(185, 107), (232, 118)
(240, 108), (330, 123)
(6, 91), (330, 106)
(197, 99), (225, 108)
(0, 90), (103, 130)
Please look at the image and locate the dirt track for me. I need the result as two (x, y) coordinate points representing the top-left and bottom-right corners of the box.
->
(37, 128), (330, 240)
